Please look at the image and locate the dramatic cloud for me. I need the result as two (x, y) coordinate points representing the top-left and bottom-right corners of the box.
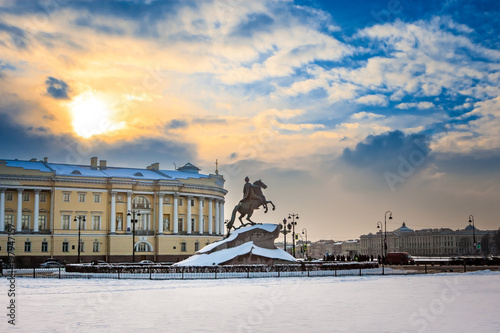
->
(45, 77), (70, 99)
(0, 0), (499, 238)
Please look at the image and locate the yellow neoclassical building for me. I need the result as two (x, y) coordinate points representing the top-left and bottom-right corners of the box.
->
(0, 157), (227, 267)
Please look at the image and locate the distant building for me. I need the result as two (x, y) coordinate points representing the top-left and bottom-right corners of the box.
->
(0, 157), (227, 267)
(309, 239), (360, 259)
(360, 222), (498, 257)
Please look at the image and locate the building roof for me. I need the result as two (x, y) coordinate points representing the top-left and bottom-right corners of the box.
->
(1, 159), (210, 181)
(395, 222), (414, 233)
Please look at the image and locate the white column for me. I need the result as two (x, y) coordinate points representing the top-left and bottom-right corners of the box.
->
(17, 188), (23, 232)
(173, 194), (179, 234)
(199, 197), (204, 234)
(208, 198), (213, 235)
(215, 199), (220, 235)
(110, 191), (116, 233)
(187, 195), (192, 234)
(158, 193), (164, 234)
(0, 188), (5, 232)
(219, 200), (225, 235)
(33, 189), (40, 233)
(126, 192), (132, 233)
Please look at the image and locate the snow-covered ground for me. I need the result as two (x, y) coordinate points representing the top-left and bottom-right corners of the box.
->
(1, 271), (499, 332)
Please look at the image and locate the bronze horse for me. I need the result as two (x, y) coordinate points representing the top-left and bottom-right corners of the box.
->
(226, 179), (275, 235)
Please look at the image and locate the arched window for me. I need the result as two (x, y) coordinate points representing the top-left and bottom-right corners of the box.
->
(132, 195), (150, 209)
(135, 241), (152, 252)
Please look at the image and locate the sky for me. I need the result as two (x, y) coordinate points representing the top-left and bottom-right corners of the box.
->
(0, 0), (499, 241)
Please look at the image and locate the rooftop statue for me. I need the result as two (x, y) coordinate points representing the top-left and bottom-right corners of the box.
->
(226, 177), (275, 236)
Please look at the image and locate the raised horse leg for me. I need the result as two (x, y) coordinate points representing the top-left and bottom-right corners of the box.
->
(266, 201), (275, 211)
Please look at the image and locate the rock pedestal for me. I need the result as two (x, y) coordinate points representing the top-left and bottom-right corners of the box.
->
(174, 224), (296, 266)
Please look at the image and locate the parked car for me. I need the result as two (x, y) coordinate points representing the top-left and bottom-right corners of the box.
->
(40, 259), (65, 268)
(384, 252), (415, 265)
(91, 260), (111, 266)
(138, 260), (155, 265)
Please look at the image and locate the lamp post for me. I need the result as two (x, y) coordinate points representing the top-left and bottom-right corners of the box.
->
(288, 213), (299, 258)
(377, 221), (383, 259)
(279, 218), (292, 252)
(384, 211), (392, 257)
(468, 215), (476, 253)
(302, 228), (308, 259)
(127, 210), (141, 262)
(74, 215), (86, 263)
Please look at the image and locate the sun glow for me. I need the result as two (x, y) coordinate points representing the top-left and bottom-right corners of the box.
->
(69, 91), (125, 138)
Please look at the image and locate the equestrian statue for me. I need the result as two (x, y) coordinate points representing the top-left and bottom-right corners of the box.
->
(226, 177), (275, 236)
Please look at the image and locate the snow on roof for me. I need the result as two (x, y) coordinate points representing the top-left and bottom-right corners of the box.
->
(174, 241), (295, 266)
(102, 167), (168, 180)
(5, 160), (53, 173)
(2, 159), (211, 181)
(48, 164), (106, 177)
(158, 170), (209, 180)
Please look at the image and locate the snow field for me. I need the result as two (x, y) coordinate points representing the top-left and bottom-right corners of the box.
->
(1, 270), (499, 332)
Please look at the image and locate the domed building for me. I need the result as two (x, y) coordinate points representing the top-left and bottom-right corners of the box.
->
(0, 157), (227, 267)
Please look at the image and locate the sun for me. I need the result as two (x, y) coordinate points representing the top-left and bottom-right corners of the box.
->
(69, 91), (125, 138)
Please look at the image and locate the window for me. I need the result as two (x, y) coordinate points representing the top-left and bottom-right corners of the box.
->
(92, 215), (101, 230)
(93, 240), (99, 252)
(93, 194), (100, 203)
(40, 192), (47, 202)
(79, 240), (84, 252)
(62, 215), (71, 230)
(5, 215), (13, 229)
(191, 199), (195, 207)
(76, 215), (86, 230)
(22, 214), (30, 230)
(179, 198), (183, 206)
(24, 241), (31, 252)
(138, 215), (147, 231)
(6, 192), (13, 201)
(63, 192), (70, 202)
(39, 215), (48, 230)
(23, 192), (30, 201)
(191, 218), (195, 231)
(195, 241), (199, 251)
(78, 193), (86, 202)
(133, 195), (150, 209)
(62, 241), (69, 252)
(41, 241), (48, 252)
(181, 241), (187, 252)
(136, 242), (150, 252)
(178, 217), (184, 232)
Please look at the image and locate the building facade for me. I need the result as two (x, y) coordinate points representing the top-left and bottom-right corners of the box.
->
(0, 157), (227, 267)
(360, 222), (498, 257)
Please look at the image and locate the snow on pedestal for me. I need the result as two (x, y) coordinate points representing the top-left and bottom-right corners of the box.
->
(174, 223), (296, 266)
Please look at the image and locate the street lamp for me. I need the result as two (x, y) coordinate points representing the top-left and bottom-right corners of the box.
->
(288, 213), (299, 258)
(302, 228), (308, 259)
(279, 218), (293, 252)
(127, 210), (141, 262)
(468, 215), (476, 253)
(384, 211), (392, 257)
(376, 221), (383, 259)
(74, 215), (86, 263)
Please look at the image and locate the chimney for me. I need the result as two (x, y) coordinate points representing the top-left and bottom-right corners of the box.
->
(43, 157), (48, 163)
(151, 162), (160, 170)
(99, 160), (107, 170)
(146, 165), (152, 170)
(90, 157), (98, 169)
(30, 158), (37, 162)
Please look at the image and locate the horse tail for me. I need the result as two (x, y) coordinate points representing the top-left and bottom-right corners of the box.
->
(227, 204), (239, 230)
